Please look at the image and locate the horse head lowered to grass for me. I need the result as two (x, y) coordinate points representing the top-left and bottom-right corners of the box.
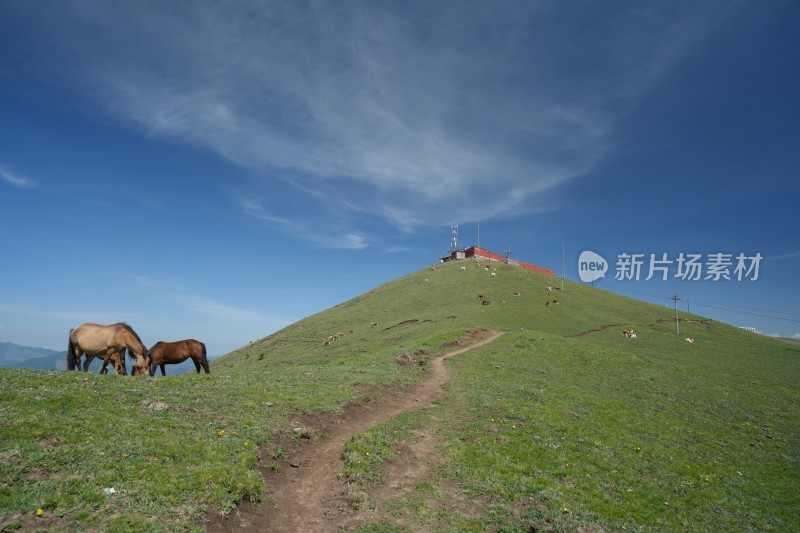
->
(147, 339), (209, 376)
(67, 323), (149, 376)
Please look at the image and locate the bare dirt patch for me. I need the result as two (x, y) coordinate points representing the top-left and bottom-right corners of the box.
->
(203, 328), (503, 532)
(395, 349), (428, 367)
(566, 324), (623, 338)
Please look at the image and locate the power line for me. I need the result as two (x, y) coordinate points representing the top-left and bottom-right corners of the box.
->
(606, 286), (800, 324)
(690, 302), (800, 323)
(685, 298), (800, 318)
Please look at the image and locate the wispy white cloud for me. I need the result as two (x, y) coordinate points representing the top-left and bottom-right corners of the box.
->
(6, 1), (741, 242)
(234, 195), (368, 249)
(173, 293), (280, 325)
(767, 252), (800, 263)
(0, 303), (121, 324)
(125, 275), (287, 328)
(0, 164), (36, 189)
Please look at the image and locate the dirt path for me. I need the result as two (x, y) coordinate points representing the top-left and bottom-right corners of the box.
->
(204, 329), (503, 532)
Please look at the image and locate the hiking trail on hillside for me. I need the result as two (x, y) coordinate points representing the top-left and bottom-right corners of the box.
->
(204, 328), (503, 532)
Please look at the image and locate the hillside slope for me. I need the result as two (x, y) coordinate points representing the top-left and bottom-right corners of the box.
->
(1, 259), (796, 532)
(210, 258), (798, 531)
(215, 257), (735, 373)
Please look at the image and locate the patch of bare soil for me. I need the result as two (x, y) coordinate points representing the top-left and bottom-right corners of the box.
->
(567, 318), (714, 338)
(566, 324), (622, 338)
(203, 328), (503, 532)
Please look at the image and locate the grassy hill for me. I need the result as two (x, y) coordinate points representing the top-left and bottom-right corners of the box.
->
(1, 259), (798, 532)
(215, 257), (690, 383)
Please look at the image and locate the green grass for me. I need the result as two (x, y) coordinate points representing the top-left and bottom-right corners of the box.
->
(2, 259), (798, 531)
(341, 324), (799, 531)
(432, 330), (800, 531)
(0, 371), (276, 531)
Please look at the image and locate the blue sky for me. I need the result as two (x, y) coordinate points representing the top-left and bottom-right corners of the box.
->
(1, 1), (798, 356)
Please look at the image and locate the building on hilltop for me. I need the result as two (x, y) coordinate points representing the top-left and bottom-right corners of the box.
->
(440, 246), (556, 276)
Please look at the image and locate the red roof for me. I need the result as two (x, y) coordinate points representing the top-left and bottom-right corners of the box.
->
(447, 246), (556, 276)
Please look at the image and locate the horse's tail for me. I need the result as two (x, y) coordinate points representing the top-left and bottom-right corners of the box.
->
(67, 330), (77, 371)
(200, 342), (210, 373)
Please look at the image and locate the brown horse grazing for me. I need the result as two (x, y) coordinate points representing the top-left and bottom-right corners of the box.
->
(147, 339), (209, 376)
(98, 352), (148, 376)
(98, 351), (125, 375)
(67, 323), (149, 375)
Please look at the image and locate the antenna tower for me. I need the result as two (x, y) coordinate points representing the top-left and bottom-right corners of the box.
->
(450, 224), (459, 251)
(503, 246), (511, 263)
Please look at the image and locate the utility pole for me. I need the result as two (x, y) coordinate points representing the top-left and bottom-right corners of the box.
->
(672, 293), (680, 335)
(561, 237), (565, 292)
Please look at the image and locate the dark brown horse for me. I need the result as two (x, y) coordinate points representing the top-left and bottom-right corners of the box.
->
(67, 323), (149, 375)
(147, 339), (209, 376)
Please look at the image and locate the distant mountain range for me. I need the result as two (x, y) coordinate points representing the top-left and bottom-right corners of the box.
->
(0, 341), (67, 370)
(0, 341), (207, 375)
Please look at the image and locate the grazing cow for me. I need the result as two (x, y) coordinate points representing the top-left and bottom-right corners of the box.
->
(481, 298), (491, 305)
(513, 291), (521, 297)
(621, 329), (636, 338)
(491, 272), (496, 277)
(477, 293), (485, 299)
(460, 266), (466, 271)
(423, 278), (430, 283)
(551, 299), (559, 304)
(545, 286), (553, 292)
(545, 301), (550, 306)
(483, 267), (489, 272)
(371, 321), (378, 328)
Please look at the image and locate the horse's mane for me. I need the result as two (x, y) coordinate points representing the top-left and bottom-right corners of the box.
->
(118, 322), (147, 354)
